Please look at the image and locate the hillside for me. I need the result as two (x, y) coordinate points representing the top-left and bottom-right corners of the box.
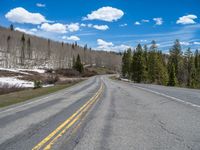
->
(0, 26), (122, 71)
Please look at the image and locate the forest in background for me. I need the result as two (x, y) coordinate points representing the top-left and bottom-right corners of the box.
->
(0, 25), (121, 71)
(122, 40), (200, 89)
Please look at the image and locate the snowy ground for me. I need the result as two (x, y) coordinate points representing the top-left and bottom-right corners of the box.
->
(0, 77), (34, 88)
(0, 68), (48, 88)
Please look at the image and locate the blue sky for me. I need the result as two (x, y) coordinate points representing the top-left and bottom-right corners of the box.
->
(0, 0), (200, 52)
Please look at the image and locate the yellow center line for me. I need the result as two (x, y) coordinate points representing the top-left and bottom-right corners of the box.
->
(32, 83), (104, 150)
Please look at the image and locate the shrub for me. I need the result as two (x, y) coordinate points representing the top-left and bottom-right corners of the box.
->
(43, 75), (59, 84)
(34, 80), (42, 89)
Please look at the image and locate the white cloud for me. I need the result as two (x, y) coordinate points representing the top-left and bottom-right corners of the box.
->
(15, 27), (37, 35)
(36, 3), (46, 7)
(180, 41), (190, 46)
(40, 23), (67, 33)
(120, 23), (127, 27)
(87, 24), (93, 27)
(93, 25), (109, 31)
(153, 18), (163, 25)
(97, 39), (113, 47)
(141, 19), (149, 23)
(66, 23), (80, 32)
(5, 7), (47, 24)
(139, 40), (147, 43)
(134, 21), (141, 25)
(62, 36), (80, 41)
(176, 15), (197, 25)
(96, 39), (131, 52)
(193, 42), (200, 45)
(83, 6), (124, 22)
(80, 23), (86, 27)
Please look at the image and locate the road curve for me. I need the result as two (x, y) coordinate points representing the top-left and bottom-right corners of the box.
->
(0, 75), (200, 150)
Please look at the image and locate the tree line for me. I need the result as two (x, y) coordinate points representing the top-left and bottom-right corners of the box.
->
(122, 40), (200, 88)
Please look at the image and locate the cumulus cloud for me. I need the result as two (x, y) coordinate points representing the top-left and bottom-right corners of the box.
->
(36, 3), (46, 7)
(40, 23), (67, 33)
(134, 21), (141, 25)
(83, 6), (124, 22)
(92, 25), (109, 31)
(62, 35), (80, 41)
(66, 23), (80, 32)
(96, 39), (131, 52)
(176, 15), (197, 25)
(153, 18), (163, 25)
(5, 7), (47, 24)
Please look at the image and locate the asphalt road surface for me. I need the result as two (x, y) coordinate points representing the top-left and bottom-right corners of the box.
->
(0, 76), (200, 150)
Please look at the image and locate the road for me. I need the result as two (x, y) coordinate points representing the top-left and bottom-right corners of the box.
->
(0, 76), (200, 150)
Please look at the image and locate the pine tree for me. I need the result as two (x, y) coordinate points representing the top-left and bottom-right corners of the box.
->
(20, 34), (25, 66)
(184, 48), (193, 87)
(131, 44), (147, 82)
(27, 38), (31, 59)
(10, 24), (14, 31)
(194, 49), (199, 69)
(148, 40), (158, 83)
(122, 48), (132, 78)
(169, 39), (182, 83)
(167, 64), (177, 86)
(74, 54), (84, 73)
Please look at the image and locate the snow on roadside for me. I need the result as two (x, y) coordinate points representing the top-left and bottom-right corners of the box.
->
(19, 69), (46, 74)
(0, 68), (46, 74)
(0, 77), (34, 88)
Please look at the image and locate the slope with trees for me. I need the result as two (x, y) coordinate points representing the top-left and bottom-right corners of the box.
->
(122, 40), (200, 88)
(0, 25), (121, 71)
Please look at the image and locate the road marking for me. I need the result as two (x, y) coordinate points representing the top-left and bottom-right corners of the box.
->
(132, 85), (200, 108)
(32, 83), (103, 150)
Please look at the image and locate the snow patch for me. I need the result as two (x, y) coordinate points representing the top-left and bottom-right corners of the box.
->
(0, 77), (34, 88)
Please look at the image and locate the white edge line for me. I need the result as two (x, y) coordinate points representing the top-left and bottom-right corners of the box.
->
(133, 85), (200, 108)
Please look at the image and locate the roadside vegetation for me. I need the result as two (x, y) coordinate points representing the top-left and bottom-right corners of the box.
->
(0, 79), (83, 108)
(121, 40), (200, 89)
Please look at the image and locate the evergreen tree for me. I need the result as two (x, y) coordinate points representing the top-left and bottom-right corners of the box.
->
(74, 54), (84, 73)
(148, 40), (158, 83)
(122, 48), (132, 78)
(10, 24), (14, 31)
(167, 64), (177, 86)
(131, 44), (147, 82)
(194, 49), (199, 69)
(184, 48), (193, 87)
(20, 34), (25, 65)
(27, 38), (31, 59)
(169, 39), (182, 83)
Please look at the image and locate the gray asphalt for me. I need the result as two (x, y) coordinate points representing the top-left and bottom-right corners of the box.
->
(0, 76), (200, 150)
(0, 76), (101, 150)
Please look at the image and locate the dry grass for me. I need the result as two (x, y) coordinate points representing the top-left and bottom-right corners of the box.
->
(0, 83), (25, 95)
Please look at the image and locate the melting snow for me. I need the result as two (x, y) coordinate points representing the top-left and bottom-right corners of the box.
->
(0, 77), (34, 88)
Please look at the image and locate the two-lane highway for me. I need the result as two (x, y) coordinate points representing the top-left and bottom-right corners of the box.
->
(0, 75), (200, 150)
(0, 76), (103, 150)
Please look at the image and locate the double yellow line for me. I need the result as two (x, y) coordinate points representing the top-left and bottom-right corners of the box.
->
(32, 82), (104, 150)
